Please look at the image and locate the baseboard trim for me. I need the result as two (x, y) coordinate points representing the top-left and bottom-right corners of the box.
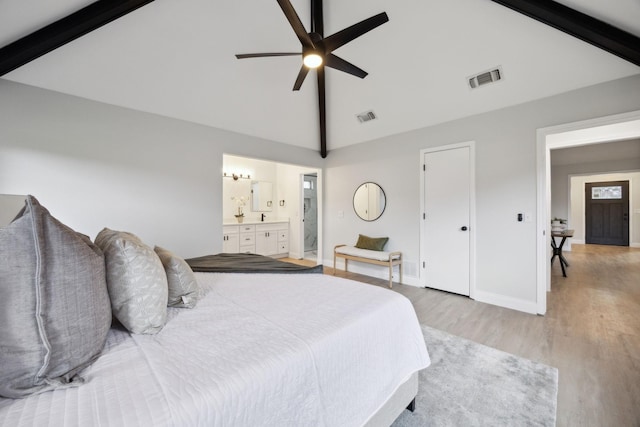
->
(323, 258), (421, 287)
(325, 258), (539, 312)
(570, 240), (639, 248)
(473, 290), (538, 315)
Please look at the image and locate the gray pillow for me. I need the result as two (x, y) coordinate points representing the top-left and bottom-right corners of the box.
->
(154, 246), (200, 308)
(0, 195), (112, 398)
(95, 228), (168, 335)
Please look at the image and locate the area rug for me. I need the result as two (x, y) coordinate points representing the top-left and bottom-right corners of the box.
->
(392, 326), (558, 427)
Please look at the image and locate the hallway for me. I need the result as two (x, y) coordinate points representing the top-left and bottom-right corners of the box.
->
(547, 243), (640, 426)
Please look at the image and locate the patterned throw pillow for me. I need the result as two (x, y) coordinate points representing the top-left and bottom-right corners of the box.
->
(154, 246), (200, 308)
(95, 228), (168, 334)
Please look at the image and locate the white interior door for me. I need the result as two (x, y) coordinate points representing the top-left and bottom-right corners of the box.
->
(422, 145), (472, 296)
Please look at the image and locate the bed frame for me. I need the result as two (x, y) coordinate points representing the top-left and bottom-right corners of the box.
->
(365, 372), (418, 426)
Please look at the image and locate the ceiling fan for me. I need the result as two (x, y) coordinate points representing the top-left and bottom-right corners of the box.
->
(235, 0), (389, 158)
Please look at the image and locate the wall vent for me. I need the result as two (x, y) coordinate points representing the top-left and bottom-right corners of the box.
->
(356, 110), (377, 123)
(468, 67), (503, 89)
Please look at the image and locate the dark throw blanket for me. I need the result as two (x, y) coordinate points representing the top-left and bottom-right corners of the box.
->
(186, 253), (324, 274)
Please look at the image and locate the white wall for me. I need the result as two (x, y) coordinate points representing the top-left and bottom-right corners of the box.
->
(222, 155), (279, 222)
(3, 74), (640, 313)
(0, 79), (323, 258)
(324, 74), (640, 308)
(0, 194), (26, 226)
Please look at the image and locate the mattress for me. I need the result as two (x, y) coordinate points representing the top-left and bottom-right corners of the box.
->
(0, 273), (429, 427)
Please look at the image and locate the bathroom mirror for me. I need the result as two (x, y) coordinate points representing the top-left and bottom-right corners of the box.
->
(251, 181), (273, 212)
(353, 182), (386, 221)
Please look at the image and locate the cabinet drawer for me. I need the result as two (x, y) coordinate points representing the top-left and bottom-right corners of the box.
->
(278, 230), (288, 242)
(255, 224), (280, 233)
(240, 233), (255, 244)
(239, 224), (255, 233)
(239, 244), (255, 254)
(278, 242), (289, 253)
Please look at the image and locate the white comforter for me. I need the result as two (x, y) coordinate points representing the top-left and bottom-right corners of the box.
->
(0, 273), (429, 427)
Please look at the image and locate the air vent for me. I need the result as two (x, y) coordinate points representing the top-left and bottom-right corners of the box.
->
(356, 110), (377, 123)
(468, 67), (503, 89)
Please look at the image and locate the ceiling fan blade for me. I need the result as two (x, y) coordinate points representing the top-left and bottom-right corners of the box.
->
(324, 54), (367, 78)
(311, 0), (324, 37)
(235, 52), (300, 59)
(323, 12), (389, 53)
(277, 0), (314, 49)
(317, 66), (327, 158)
(293, 65), (310, 91)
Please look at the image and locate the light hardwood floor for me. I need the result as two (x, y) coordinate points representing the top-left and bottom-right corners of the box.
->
(285, 243), (640, 426)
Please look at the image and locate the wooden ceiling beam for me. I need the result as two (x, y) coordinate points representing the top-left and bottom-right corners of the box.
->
(491, 0), (640, 67)
(0, 0), (155, 76)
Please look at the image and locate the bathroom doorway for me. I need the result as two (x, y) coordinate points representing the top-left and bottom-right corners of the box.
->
(302, 173), (318, 262)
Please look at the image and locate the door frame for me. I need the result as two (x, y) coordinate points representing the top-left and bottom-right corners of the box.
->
(536, 110), (640, 314)
(301, 173), (319, 256)
(585, 180), (630, 246)
(419, 141), (477, 299)
(299, 171), (323, 264)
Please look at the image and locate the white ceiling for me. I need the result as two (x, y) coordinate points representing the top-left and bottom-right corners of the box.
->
(1, 0), (639, 154)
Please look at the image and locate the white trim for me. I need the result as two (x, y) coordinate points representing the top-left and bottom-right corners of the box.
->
(419, 141), (476, 299)
(473, 290), (538, 315)
(325, 257), (421, 287)
(536, 110), (640, 315)
(316, 170), (323, 265)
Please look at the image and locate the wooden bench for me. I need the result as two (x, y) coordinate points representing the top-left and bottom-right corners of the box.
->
(333, 244), (402, 288)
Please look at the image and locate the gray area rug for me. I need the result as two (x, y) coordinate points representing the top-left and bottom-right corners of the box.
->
(392, 326), (558, 427)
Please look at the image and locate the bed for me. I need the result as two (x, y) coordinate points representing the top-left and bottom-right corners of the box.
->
(0, 196), (429, 426)
(0, 272), (429, 426)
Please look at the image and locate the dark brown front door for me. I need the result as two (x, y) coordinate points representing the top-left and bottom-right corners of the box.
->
(585, 181), (629, 246)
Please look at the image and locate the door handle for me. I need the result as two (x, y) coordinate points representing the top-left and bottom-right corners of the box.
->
(460, 226), (468, 231)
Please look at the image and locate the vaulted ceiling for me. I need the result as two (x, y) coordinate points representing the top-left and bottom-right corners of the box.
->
(1, 0), (639, 155)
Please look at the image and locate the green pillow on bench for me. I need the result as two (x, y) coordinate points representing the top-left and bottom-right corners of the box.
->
(355, 234), (389, 251)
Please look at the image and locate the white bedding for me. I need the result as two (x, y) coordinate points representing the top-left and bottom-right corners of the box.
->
(0, 273), (429, 427)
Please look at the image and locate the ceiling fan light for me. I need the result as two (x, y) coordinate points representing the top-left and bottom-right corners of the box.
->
(303, 53), (323, 68)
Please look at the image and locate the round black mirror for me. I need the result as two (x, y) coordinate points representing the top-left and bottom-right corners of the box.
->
(353, 182), (386, 221)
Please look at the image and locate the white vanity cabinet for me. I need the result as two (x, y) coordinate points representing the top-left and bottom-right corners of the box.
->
(255, 227), (277, 256)
(238, 224), (256, 253)
(277, 229), (289, 254)
(223, 222), (288, 257)
(255, 222), (289, 257)
(222, 225), (239, 253)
